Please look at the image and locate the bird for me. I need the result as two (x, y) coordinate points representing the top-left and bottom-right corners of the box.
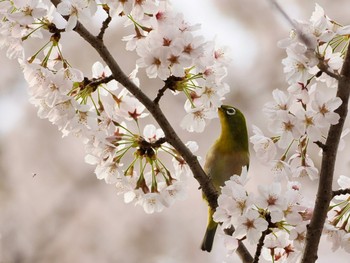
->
(201, 104), (249, 252)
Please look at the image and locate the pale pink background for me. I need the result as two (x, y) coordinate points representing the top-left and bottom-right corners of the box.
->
(1, 1), (350, 262)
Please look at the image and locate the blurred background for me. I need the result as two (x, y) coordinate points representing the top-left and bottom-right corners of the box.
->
(1, 0), (350, 262)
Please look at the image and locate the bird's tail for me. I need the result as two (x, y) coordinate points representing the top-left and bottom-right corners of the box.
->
(201, 207), (218, 252)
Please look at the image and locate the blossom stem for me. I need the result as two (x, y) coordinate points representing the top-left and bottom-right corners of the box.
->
(281, 139), (294, 160)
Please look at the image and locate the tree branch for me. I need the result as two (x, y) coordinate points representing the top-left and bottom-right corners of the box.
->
(237, 240), (254, 263)
(314, 141), (326, 151)
(301, 41), (350, 263)
(332, 188), (350, 198)
(97, 5), (112, 40)
(49, 0), (253, 261)
(88, 75), (114, 89)
(253, 228), (270, 263)
(317, 59), (341, 80)
(153, 84), (168, 104)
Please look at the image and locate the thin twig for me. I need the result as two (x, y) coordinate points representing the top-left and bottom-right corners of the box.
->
(139, 137), (167, 149)
(154, 76), (184, 104)
(269, 0), (314, 49)
(270, 0), (340, 82)
(332, 188), (350, 197)
(89, 75), (115, 89)
(97, 6), (112, 40)
(318, 59), (341, 80)
(314, 141), (326, 151)
(271, 0), (341, 82)
(154, 85), (168, 104)
(253, 228), (270, 263)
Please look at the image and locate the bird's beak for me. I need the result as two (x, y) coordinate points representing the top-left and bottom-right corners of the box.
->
(218, 106), (224, 118)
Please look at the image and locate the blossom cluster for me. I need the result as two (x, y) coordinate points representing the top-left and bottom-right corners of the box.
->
(225, 3), (350, 259)
(250, 4), (350, 182)
(0, 0), (230, 212)
(121, 2), (231, 132)
(214, 169), (312, 262)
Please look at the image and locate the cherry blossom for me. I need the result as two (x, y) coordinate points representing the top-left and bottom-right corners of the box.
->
(289, 223), (307, 250)
(289, 152), (319, 180)
(250, 125), (277, 163)
(7, 0), (47, 25)
(263, 89), (292, 119)
(295, 109), (322, 141)
(233, 209), (268, 245)
(311, 91), (342, 127)
(282, 42), (317, 85)
(270, 111), (304, 148)
(180, 102), (216, 132)
(214, 181), (251, 228)
(57, 0), (97, 31)
(256, 183), (285, 221)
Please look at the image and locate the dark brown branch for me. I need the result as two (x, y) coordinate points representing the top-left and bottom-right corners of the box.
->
(224, 226), (235, 236)
(49, 0), (253, 261)
(138, 137), (167, 149)
(318, 59), (341, 80)
(97, 5), (112, 40)
(89, 75), (114, 88)
(314, 141), (326, 151)
(300, 40), (350, 263)
(238, 240), (254, 263)
(332, 188), (350, 198)
(253, 228), (270, 263)
(153, 84), (168, 104)
(154, 76), (185, 104)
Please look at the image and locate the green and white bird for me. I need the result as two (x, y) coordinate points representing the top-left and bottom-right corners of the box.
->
(201, 105), (249, 252)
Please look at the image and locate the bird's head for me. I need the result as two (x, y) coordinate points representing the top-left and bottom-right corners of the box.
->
(217, 105), (249, 151)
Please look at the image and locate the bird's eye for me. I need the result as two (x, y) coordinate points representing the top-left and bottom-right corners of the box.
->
(226, 108), (236, 115)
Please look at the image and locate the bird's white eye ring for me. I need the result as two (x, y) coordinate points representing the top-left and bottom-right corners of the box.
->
(226, 108), (236, 115)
